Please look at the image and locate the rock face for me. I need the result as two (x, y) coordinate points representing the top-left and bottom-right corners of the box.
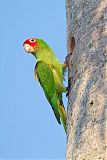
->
(66, 0), (107, 159)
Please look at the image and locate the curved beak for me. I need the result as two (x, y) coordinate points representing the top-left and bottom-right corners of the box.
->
(23, 43), (34, 53)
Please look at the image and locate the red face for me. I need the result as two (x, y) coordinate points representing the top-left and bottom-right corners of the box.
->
(23, 38), (38, 46)
(23, 38), (38, 53)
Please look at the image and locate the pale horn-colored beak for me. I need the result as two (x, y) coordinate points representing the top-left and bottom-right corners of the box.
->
(24, 43), (34, 53)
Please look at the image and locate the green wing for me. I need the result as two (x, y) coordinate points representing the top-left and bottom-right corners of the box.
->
(35, 61), (61, 124)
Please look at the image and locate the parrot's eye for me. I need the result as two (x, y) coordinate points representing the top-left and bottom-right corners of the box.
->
(30, 39), (36, 42)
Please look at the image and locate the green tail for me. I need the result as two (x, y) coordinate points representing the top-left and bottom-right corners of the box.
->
(58, 102), (67, 134)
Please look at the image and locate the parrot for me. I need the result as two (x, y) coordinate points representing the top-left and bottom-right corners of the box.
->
(23, 38), (67, 133)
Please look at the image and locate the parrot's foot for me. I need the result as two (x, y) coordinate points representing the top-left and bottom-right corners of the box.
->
(64, 54), (72, 67)
(66, 76), (72, 97)
(66, 54), (72, 62)
(66, 87), (69, 97)
(64, 36), (75, 67)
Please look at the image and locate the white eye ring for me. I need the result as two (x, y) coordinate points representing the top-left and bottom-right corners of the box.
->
(30, 39), (36, 42)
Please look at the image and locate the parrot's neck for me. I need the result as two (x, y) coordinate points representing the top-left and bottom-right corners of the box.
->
(33, 47), (59, 64)
(33, 41), (61, 67)
(33, 50), (48, 61)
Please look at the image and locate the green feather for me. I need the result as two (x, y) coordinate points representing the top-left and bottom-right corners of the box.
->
(33, 39), (67, 133)
(35, 61), (61, 124)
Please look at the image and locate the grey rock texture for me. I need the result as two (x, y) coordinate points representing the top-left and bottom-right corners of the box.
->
(66, 0), (107, 159)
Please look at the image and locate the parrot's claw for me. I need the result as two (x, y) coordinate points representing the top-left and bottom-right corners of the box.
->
(64, 54), (71, 67)
(66, 54), (71, 62)
(66, 87), (69, 97)
(66, 76), (72, 97)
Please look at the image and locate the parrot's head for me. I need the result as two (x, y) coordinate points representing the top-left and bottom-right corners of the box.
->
(23, 38), (38, 54)
(23, 37), (52, 59)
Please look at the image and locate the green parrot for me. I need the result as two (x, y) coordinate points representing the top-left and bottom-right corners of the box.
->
(23, 38), (67, 133)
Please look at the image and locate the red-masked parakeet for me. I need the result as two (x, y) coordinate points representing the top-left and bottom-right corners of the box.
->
(23, 38), (67, 133)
